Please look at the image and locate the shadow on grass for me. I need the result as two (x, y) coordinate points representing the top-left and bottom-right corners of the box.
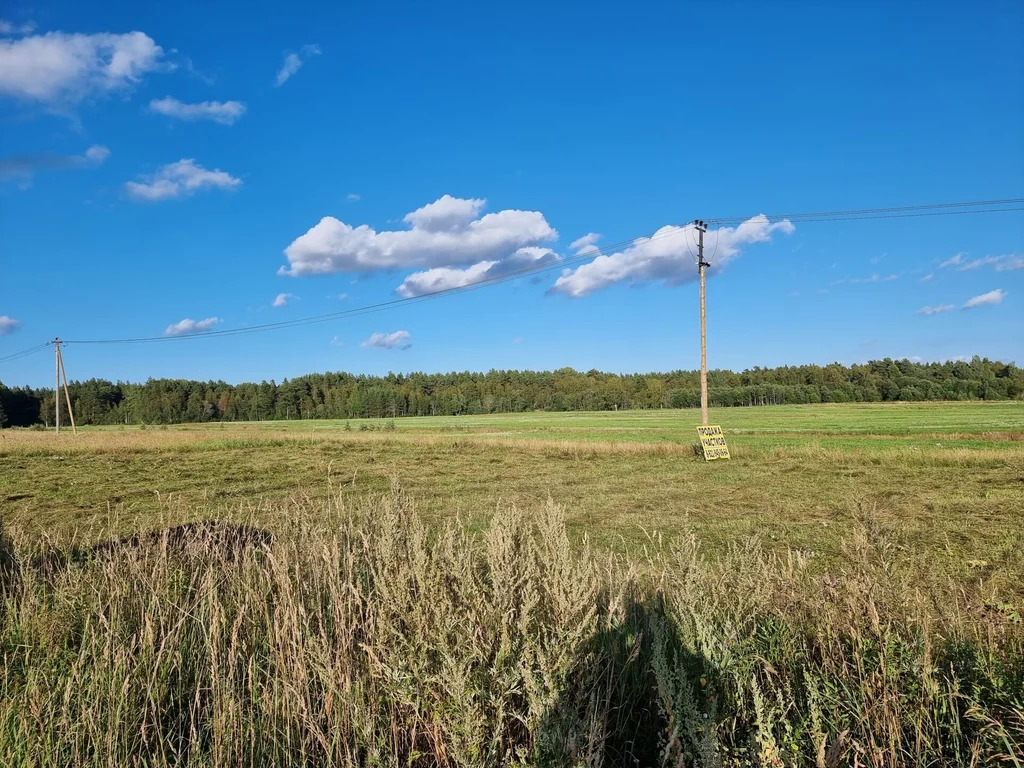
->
(537, 595), (721, 767)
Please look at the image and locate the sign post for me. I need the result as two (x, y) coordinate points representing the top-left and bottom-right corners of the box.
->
(696, 425), (730, 461)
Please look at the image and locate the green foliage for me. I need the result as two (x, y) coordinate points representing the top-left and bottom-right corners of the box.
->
(2, 356), (1021, 427)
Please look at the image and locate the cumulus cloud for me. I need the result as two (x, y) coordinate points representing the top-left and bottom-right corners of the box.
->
(962, 289), (1006, 309)
(551, 216), (795, 298)
(274, 44), (320, 86)
(917, 304), (954, 315)
(396, 246), (559, 298)
(149, 96), (245, 124)
(569, 232), (601, 256)
(124, 158), (241, 201)
(272, 292), (297, 308)
(997, 256), (1024, 271)
(280, 195), (558, 288)
(396, 261), (496, 298)
(0, 315), (21, 335)
(0, 143), (109, 181)
(361, 330), (411, 349)
(404, 195), (485, 231)
(0, 30), (167, 105)
(164, 317), (220, 336)
(569, 233), (600, 251)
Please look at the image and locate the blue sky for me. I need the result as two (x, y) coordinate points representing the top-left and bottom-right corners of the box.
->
(1, 0), (1022, 387)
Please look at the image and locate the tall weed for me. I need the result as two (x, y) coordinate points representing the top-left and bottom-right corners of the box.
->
(0, 493), (1020, 766)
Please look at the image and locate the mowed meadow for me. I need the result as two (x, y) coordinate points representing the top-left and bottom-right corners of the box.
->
(2, 402), (1023, 765)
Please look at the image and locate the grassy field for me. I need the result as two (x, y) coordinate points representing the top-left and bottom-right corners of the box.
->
(2, 402), (1023, 765)
(1, 402), (1021, 590)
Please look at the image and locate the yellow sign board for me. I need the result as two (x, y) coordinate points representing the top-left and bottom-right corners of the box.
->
(696, 425), (730, 461)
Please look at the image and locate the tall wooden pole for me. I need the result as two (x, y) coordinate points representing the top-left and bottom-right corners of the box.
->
(57, 344), (77, 434)
(697, 223), (709, 426)
(54, 339), (61, 434)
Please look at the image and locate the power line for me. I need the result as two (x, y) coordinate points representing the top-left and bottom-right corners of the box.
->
(742, 206), (1024, 223)
(0, 343), (51, 365)
(707, 197), (1024, 224)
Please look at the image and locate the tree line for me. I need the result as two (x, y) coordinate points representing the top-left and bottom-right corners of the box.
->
(0, 356), (1020, 427)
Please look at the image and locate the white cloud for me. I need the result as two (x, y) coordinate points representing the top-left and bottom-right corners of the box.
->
(396, 261), (496, 297)
(361, 330), (411, 349)
(84, 145), (110, 162)
(919, 273), (933, 282)
(149, 96), (245, 124)
(274, 44), (320, 86)
(330, 335), (344, 347)
(570, 233), (600, 251)
(569, 232), (601, 256)
(403, 195), (485, 231)
(280, 195), (558, 286)
(962, 289), (1006, 309)
(0, 20), (35, 35)
(346, 193), (360, 201)
(336, 292), (348, 300)
(832, 273), (900, 286)
(904, 354), (973, 364)
(951, 253), (1023, 272)
(272, 292), (297, 308)
(395, 246), (559, 298)
(164, 317), (220, 336)
(0, 315), (21, 335)
(124, 158), (241, 201)
(939, 252), (964, 269)
(917, 304), (954, 315)
(0, 30), (166, 105)
(551, 216), (795, 298)
(0, 143), (109, 181)
(957, 255), (1002, 271)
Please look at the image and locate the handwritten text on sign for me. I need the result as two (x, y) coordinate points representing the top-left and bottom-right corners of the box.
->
(696, 425), (730, 461)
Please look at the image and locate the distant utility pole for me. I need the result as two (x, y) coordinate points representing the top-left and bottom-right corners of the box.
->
(54, 338), (61, 434)
(694, 220), (710, 426)
(52, 338), (77, 435)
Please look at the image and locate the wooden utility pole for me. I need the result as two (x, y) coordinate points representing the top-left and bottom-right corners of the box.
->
(53, 338), (61, 434)
(695, 220), (710, 425)
(57, 342), (77, 434)
(51, 338), (77, 434)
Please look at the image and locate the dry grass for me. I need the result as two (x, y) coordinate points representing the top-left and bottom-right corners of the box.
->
(3, 419), (1022, 598)
(1, 492), (1021, 767)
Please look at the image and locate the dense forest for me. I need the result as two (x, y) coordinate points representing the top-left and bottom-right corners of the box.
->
(0, 357), (1020, 427)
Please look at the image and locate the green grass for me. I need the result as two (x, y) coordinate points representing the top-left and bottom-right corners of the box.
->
(137, 400), (1024, 442)
(2, 402), (1022, 594)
